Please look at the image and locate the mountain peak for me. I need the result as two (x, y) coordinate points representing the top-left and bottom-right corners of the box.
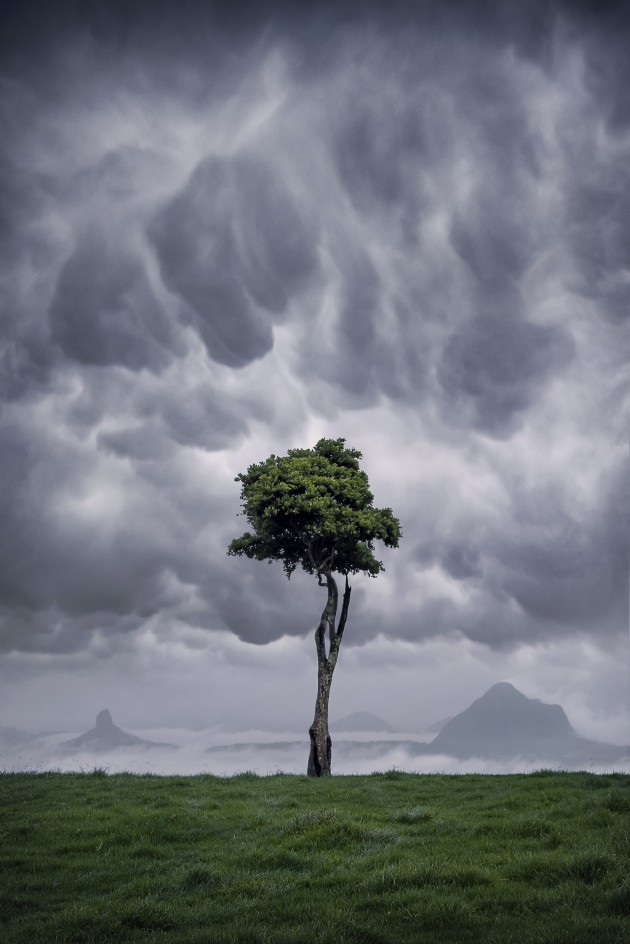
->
(430, 682), (575, 758)
(62, 710), (175, 752)
(480, 682), (528, 702)
(95, 709), (114, 730)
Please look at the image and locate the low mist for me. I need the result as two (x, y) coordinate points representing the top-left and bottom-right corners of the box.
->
(2, 727), (628, 777)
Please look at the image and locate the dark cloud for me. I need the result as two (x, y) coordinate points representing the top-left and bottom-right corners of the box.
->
(496, 461), (629, 629)
(336, 99), (428, 215)
(394, 455), (629, 651)
(565, 171), (630, 325)
(325, 246), (381, 399)
(49, 230), (182, 371)
(213, 560), (322, 645)
(0, 331), (53, 403)
(149, 154), (319, 368)
(0, 405), (234, 654)
(97, 424), (176, 463)
(146, 383), (248, 452)
(442, 546), (483, 581)
(0, 162), (58, 400)
(437, 315), (575, 436)
(0, 0), (627, 674)
(0, 421), (163, 620)
(450, 200), (535, 297)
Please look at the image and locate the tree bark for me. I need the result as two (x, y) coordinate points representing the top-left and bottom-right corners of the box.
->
(307, 572), (351, 777)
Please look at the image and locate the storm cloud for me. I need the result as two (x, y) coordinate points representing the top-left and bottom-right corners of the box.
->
(0, 0), (627, 737)
(149, 153), (319, 367)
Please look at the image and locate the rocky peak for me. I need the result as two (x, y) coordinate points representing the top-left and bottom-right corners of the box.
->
(95, 709), (114, 730)
(430, 681), (575, 758)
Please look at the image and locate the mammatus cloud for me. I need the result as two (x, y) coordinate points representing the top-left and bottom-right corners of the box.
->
(437, 314), (575, 436)
(50, 229), (183, 372)
(150, 154), (320, 368)
(0, 0), (627, 730)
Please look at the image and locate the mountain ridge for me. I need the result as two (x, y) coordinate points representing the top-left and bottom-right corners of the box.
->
(427, 682), (627, 762)
(62, 709), (175, 752)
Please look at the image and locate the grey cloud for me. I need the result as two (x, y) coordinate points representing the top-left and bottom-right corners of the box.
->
(376, 299), (429, 401)
(0, 167), (58, 401)
(97, 424), (176, 463)
(232, 158), (319, 311)
(0, 606), (145, 657)
(437, 315), (575, 436)
(0, 332), (54, 402)
(565, 173), (630, 325)
(146, 384), (247, 453)
(94, 376), (248, 460)
(393, 457), (628, 651)
(0, 0), (627, 667)
(495, 462), (629, 629)
(442, 546), (483, 581)
(450, 198), (535, 297)
(551, 27), (630, 327)
(214, 561), (323, 646)
(49, 230), (183, 372)
(149, 154), (319, 368)
(379, 452), (626, 655)
(325, 246), (382, 400)
(307, 26), (555, 410)
(336, 99), (428, 216)
(0, 413), (223, 649)
(0, 488), (169, 623)
(579, 8), (630, 135)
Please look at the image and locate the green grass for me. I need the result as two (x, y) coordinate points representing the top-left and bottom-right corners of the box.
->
(1, 770), (629, 943)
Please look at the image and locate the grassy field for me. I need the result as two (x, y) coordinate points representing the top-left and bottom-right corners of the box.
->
(1, 770), (629, 943)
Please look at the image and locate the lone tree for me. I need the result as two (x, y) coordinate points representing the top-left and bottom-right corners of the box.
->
(227, 438), (401, 776)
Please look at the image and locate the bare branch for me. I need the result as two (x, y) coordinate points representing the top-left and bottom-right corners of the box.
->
(336, 575), (352, 642)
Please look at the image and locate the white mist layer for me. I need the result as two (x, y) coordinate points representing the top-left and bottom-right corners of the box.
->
(1, 728), (628, 776)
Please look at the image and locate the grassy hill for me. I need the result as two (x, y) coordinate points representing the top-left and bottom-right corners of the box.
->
(1, 770), (629, 943)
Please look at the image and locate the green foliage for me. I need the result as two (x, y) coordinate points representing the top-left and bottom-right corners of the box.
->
(1, 771), (629, 943)
(228, 438), (401, 577)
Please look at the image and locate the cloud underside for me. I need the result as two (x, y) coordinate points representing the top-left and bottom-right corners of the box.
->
(0, 0), (628, 658)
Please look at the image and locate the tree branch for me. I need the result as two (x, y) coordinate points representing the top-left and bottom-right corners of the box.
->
(320, 542), (338, 572)
(324, 571), (338, 647)
(314, 568), (338, 656)
(336, 574), (351, 642)
(306, 537), (318, 571)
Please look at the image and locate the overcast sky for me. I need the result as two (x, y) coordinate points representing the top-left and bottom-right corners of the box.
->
(1, 0), (628, 752)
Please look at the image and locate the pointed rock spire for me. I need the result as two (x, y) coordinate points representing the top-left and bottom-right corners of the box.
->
(95, 709), (114, 729)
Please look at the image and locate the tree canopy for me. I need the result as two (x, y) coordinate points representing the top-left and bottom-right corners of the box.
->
(228, 438), (401, 578)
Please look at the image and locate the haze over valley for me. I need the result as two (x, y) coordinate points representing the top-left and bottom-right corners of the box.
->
(2, 683), (627, 777)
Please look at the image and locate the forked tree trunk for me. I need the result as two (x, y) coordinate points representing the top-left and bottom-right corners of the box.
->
(307, 571), (351, 777)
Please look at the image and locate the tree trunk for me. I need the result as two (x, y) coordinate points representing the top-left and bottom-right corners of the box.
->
(307, 571), (351, 777)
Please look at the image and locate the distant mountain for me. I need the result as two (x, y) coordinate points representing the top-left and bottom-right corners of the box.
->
(428, 682), (627, 763)
(62, 710), (175, 752)
(208, 685), (628, 769)
(424, 715), (453, 735)
(330, 711), (395, 733)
